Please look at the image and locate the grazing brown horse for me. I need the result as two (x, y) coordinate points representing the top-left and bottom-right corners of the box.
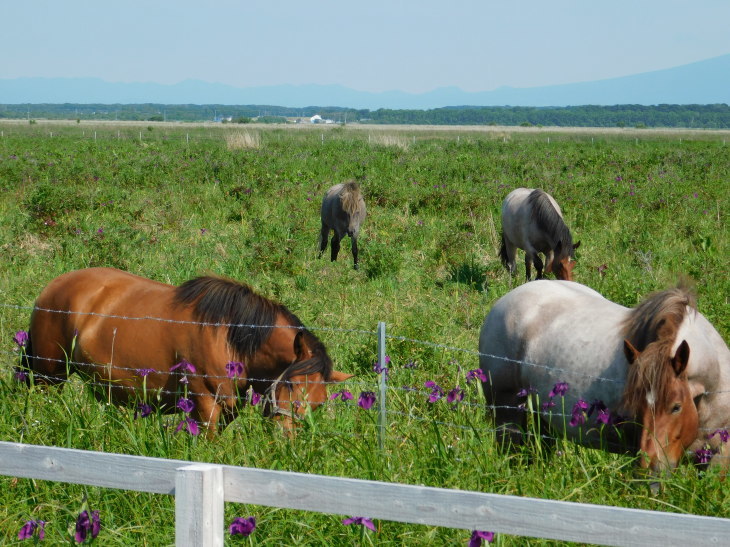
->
(21, 268), (352, 435)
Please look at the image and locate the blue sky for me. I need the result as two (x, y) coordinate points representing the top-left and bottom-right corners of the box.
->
(4, 1), (729, 93)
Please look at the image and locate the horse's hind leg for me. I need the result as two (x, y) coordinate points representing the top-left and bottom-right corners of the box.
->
(330, 233), (341, 262)
(533, 254), (544, 280)
(318, 223), (329, 257)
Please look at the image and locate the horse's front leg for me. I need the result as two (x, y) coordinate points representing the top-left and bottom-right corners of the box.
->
(318, 223), (329, 257)
(534, 254), (544, 279)
(330, 233), (341, 262)
(351, 236), (359, 270)
(524, 254), (533, 281)
(194, 396), (222, 439)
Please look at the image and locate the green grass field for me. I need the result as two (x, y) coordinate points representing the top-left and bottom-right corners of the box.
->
(0, 121), (728, 545)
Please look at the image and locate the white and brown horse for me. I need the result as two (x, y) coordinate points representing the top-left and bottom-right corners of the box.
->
(479, 280), (730, 474)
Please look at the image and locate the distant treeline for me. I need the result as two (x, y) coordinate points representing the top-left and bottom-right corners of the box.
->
(1, 103), (729, 128)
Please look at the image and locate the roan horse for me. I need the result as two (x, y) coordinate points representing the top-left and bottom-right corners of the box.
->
(499, 188), (580, 281)
(479, 280), (730, 474)
(20, 267), (352, 435)
(319, 181), (367, 269)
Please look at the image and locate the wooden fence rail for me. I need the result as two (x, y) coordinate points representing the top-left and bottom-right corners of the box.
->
(0, 441), (728, 546)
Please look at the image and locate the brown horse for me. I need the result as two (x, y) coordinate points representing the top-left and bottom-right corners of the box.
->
(21, 267), (352, 435)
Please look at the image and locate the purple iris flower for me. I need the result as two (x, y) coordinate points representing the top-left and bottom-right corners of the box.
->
(710, 429), (730, 443)
(342, 516), (376, 532)
(170, 359), (196, 374)
(175, 417), (200, 436)
(569, 399), (589, 427)
(330, 389), (354, 401)
(447, 386), (464, 405)
(595, 409), (611, 425)
(549, 382), (569, 398)
(13, 368), (29, 382)
(135, 403), (153, 419)
(225, 361), (245, 378)
(358, 391), (376, 410)
(541, 400), (556, 412)
(18, 520), (45, 541)
(696, 447), (713, 464)
(135, 368), (156, 377)
(74, 510), (100, 543)
(466, 368), (487, 383)
(177, 397), (195, 414)
(13, 330), (29, 348)
(373, 355), (390, 376)
(250, 391), (261, 405)
(229, 516), (256, 536)
(517, 386), (537, 398)
(424, 381), (444, 403)
(469, 530), (495, 546)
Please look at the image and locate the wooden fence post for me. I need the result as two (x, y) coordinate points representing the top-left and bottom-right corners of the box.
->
(377, 321), (387, 451)
(175, 464), (224, 547)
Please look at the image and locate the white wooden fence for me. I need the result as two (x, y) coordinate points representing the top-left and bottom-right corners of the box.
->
(1, 441), (729, 546)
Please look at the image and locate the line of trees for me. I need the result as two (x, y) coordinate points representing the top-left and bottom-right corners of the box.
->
(1, 103), (728, 128)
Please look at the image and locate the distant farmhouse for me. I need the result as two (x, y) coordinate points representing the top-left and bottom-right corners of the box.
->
(309, 114), (334, 124)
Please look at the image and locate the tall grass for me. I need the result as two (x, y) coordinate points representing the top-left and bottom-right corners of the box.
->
(0, 123), (728, 544)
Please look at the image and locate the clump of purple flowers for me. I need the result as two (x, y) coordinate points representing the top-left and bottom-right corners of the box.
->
(696, 446), (714, 464)
(229, 516), (256, 536)
(225, 361), (245, 378)
(135, 402), (153, 419)
(13, 330), (29, 349)
(469, 530), (495, 545)
(174, 397), (199, 435)
(373, 355), (390, 376)
(466, 368), (487, 384)
(710, 429), (729, 443)
(447, 386), (464, 406)
(342, 516), (376, 531)
(425, 381), (444, 403)
(170, 359), (196, 383)
(569, 399), (589, 427)
(18, 519), (45, 541)
(74, 510), (100, 543)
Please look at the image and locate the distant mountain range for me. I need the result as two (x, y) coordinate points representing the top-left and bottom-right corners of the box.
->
(1, 55), (729, 109)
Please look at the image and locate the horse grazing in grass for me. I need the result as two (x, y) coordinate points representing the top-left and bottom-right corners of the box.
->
(499, 188), (580, 281)
(479, 280), (730, 475)
(319, 181), (367, 269)
(20, 268), (352, 436)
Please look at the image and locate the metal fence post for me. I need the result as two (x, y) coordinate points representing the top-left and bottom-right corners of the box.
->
(175, 464), (224, 547)
(377, 321), (387, 451)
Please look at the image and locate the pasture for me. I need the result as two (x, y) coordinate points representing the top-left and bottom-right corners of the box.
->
(0, 121), (728, 544)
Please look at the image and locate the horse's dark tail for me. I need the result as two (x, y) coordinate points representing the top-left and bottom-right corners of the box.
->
(499, 231), (510, 268)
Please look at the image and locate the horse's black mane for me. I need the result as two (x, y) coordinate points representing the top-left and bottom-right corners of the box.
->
(174, 276), (332, 380)
(527, 189), (574, 260)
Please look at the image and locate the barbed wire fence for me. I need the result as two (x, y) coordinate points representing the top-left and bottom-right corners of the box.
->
(1, 302), (727, 462)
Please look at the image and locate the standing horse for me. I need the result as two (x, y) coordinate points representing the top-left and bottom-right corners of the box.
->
(479, 280), (730, 474)
(499, 188), (580, 281)
(20, 268), (352, 436)
(319, 181), (367, 270)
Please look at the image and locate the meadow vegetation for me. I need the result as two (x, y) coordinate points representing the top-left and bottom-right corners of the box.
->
(0, 122), (728, 544)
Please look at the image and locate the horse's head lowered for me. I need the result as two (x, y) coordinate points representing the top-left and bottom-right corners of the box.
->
(546, 240), (580, 281)
(621, 287), (699, 475)
(263, 330), (352, 434)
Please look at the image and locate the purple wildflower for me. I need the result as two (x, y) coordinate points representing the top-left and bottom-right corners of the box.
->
(135, 368), (156, 377)
(177, 397), (195, 414)
(175, 417), (200, 436)
(170, 359), (196, 374)
(466, 368), (487, 383)
(225, 361), (245, 378)
(135, 403), (153, 419)
(14, 368), (29, 382)
(447, 386), (464, 405)
(710, 429), (730, 443)
(330, 389), (354, 401)
(469, 530), (495, 546)
(696, 447), (713, 464)
(358, 391), (376, 410)
(404, 360), (418, 368)
(569, 399), (589, 427)
(74, 510), (100, 543)
(373, 355), (390, 376)
(425, 381), (444, 403)
(517, 386), (537, 398)
(13, 330), (29, 348)
(548, 382), (569, 398)
(595, 409), (611, 425)
(250, 391), (261, 405)
(229, 516), (256, 536)
(542, 400), (556, 412)
(342, 516), (376, 532)
(18, 520), (45, 541)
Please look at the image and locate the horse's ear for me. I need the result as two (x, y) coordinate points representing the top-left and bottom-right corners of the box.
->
(293, 331), (311, 361)
(329, 370), (354, 383)
(671, 340), (690, 376)
(623, 339), (640, 364)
